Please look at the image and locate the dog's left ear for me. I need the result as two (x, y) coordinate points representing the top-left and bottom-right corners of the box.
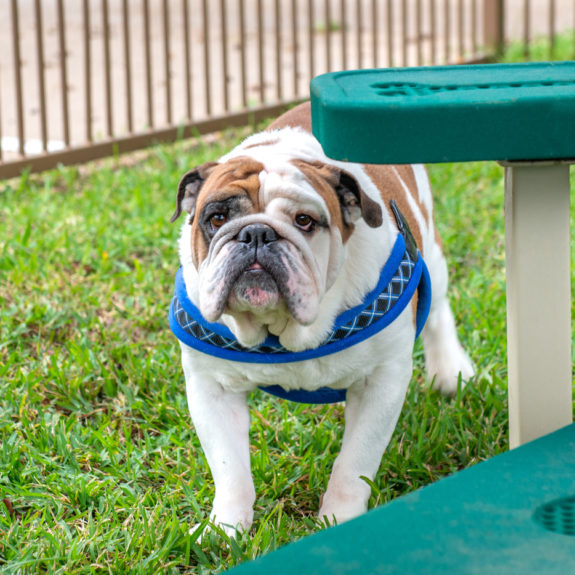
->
(309, 162), (383, 228)
(294, 160), (383, 230)
(170, 162), (218, 223)
(334, 169), (383, 229)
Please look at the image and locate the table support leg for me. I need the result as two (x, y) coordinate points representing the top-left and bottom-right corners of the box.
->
(504, 162), (573, 448)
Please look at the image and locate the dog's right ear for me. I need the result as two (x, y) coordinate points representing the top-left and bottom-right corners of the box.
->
(170, 162), (218, 223)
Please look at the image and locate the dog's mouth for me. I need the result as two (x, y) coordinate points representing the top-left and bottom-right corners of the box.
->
(227, 262), (283, 313)
(198, 244), (289, 322)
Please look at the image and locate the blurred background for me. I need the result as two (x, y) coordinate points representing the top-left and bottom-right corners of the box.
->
(0, 0), (571, 177)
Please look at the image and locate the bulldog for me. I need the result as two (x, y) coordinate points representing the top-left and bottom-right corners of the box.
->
(169, 102), (474, 535)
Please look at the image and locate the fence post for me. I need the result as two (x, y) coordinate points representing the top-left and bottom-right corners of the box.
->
(483, 0), (505, 57)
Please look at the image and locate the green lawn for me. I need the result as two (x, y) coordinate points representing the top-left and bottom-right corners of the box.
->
(1, 39), (573, 573)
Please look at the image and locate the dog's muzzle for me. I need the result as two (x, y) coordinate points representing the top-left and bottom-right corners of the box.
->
(236, 223), (279, 249)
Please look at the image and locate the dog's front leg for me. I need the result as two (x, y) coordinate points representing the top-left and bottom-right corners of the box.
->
(182, 351), (255, 536)
(319, 357), (413, 525)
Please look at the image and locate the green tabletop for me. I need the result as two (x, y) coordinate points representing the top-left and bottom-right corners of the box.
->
(227, 423), (575, 574)
(310, 61), (575, 164)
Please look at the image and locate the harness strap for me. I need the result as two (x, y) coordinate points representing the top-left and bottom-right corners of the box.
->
(257, 255), (431, 404)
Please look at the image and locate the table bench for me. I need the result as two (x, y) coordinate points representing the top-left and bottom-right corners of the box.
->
(230, 424), (575, 574)
(226, 62), (575, 573)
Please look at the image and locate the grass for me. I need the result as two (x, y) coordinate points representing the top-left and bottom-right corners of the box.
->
(1, 39), (574, 573)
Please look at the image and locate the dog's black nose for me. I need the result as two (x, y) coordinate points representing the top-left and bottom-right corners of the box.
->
(237, 224), (278, 248)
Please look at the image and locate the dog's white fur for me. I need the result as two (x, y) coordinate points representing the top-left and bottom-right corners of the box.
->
(175, 107), (474, 535)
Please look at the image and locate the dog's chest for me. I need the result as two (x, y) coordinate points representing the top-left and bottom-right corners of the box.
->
(183, 316), (412, 395)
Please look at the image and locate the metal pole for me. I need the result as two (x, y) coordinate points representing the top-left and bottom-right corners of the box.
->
(275, 0), (282, 100)
(341, 0), (348, 70)
(202, 0), (211, 116)
(292, 0), (299, 95)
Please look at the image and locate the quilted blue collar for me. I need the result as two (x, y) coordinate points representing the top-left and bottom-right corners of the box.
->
(169, 228), (431, 404)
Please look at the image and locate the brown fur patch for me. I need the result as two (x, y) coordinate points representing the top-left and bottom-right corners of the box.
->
(393, 165), (430, 227)
(290, 159), (352, 242)
(191, 157), (265, 265)
(266, 104), (429, 252)
(364, 164), (425, 253)
(268, 104), (430, 250)
(410, 291), (419, 320)
(363, 163), (437, 357)
(244, 137), (280, 150)
(397, 165), (430, 225)
(364, 164), (429, 331)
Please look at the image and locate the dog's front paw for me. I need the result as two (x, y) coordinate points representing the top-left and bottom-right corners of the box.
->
(189, 519), (249, 542)
(318, 486), (369, 526)
(188, 507), (253, 541)
(209, 498), (254, 537)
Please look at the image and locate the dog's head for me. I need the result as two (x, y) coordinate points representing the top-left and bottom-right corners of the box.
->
(171, 151), (382, 347)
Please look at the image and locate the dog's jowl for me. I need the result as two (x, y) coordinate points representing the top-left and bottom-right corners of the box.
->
(169, 102), (474, 535)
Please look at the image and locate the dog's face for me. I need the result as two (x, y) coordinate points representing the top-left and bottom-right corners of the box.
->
(171, 154), (382, 345)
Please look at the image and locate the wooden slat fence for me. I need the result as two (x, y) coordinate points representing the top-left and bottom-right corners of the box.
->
(0, 0), (571, 178)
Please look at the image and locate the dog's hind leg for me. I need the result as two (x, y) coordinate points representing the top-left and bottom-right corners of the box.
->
(422, 239), (474, 395)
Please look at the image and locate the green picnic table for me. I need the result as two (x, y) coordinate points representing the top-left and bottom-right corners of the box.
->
(231, 424), (575, 574)
(225, 62), (575, 573)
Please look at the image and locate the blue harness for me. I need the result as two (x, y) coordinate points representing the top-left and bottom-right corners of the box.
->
(169, 204), (431, 404)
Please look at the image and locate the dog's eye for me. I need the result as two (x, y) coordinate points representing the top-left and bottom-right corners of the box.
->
(294, 214), (316, 232)
(210, 213), (227, 229)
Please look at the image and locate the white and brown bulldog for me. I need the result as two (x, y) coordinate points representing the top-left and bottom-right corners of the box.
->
(169, 102), (474, 535)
